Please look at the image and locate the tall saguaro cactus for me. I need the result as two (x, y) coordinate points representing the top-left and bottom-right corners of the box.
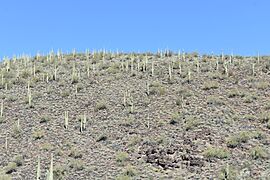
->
(64, 111), (69, 129)
(37, 156), (41, 180)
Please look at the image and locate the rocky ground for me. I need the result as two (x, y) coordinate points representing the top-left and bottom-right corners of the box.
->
(0, 51), (270, 179)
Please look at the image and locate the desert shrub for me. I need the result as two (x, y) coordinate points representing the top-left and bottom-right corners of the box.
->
(203, 147), (229, 159)
(41, 142), (53, 151)
(267, 121), (270, 129)
(0, 117), (6, 124)
(177, 87), (193, 98)
(61, 90), (70, 98)
(32, 129), (45, 140)
(208, 72), (225, 80)
(96, 134), (107, 142)
(175, 97), (182, 106)
(218, 164), (238, 180)
(243, 114), (257, 121)
(71, 74), (79, 84)
(250, 146), (268, 159)
(21, 69), (31, 79)
(11, 125), (22, 139)
(264, 102), (270, 110)
(0, 174), (12, 180)
(40, 115), (50, 123)
(202, 81), (219, 90)
(252, 131), (266, 140)
(76, 83), (84, 92)
(69, 148), (83, 159)
(184, 117), (200, 131)
(170, 112), (181, 125)
(12, 155), (24, 166)
(107, 63), (120, 74)
(4, 162), (17, 174)
(227, 131), (251, 148)
(121, 165), (137, 177)
(254, 81), (269, 90)
(207, 96), (225, 106)
(149, 81), (166, 95)
(69, 160), (85, 171)
(116, 152), (129, 165)
(119, 117), (134, 127)
(227, 89), (245, 98)
(258, 112), (270, 123)
(95, 101), (107, 111)
(53, 164), (67, 180)
(127, 136), (141, 147)
(243, 94), (257, 103)
(6, 95), (17, 102)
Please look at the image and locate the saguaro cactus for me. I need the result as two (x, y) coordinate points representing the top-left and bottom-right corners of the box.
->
(37, 156), (41, 180)
(0, 100), (3, 117)
(64, 111), (69, 129)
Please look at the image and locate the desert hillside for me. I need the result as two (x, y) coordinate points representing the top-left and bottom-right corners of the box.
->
(0, 51), (270, 179)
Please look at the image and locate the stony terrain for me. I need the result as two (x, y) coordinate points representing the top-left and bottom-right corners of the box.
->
(0, 51), (270, 179)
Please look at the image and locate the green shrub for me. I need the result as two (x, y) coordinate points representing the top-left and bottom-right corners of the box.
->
(96, 134), (107, 142)
(61, 90), (70, 98)
(258, 112), (270, 123)
(4, 162), (17, 174)
(227, 131), (251, 148)
(53, 164), (67, 180)
(11, 125), (22, 139)
(69, 160), (84, 171)
(122, 165), (137, 177)
(202, 81), (219, 90)
(95, 101), (107, 111)
(227, 89), (245, 98)
(218, 164), (238, 180)
(207, 96), (225, 106)
(255, 81), (269, 90)
(69, 148), (83, 159)
(170, 112), (181, 125)
(149, 81), (166, 95)
(40, 115), (50, 123)
(116, 152), (129, 164)
(0, 174), (12, 180)
(184, 117), (200, 131)
(32, 130), (45, 140)
(250, 146), (268, 159)
(0, 117), (6, 124)
(203, 147), (229, 159)
(12, 155), (24, 166)
(243, 94), (257, 103)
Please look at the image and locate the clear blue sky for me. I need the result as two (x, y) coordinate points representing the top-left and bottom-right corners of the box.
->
(0, 0), (269, 58)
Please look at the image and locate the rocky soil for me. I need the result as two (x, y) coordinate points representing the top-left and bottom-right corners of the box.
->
(0, 52), (270, 179)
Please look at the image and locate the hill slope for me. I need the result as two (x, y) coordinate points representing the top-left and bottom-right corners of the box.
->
(0, 52), (270, 179)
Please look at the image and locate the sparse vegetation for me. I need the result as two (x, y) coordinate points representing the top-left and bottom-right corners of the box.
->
(203, 146), (229, 159)
(0, 52), (269, 179)
(250, 146), (268, 159)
